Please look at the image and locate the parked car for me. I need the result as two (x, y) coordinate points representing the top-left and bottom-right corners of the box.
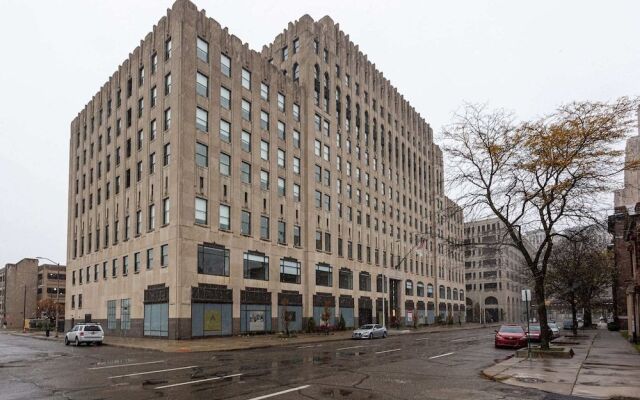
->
(494, 324), (527, 348)
(548, 322), (560, 339)
(526, 324), (541, 341)
(352, 324), (387, 339)
(64, 323), (104, 346)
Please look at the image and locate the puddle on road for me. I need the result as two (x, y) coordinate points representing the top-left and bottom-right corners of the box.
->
(142, 379), (168, 386)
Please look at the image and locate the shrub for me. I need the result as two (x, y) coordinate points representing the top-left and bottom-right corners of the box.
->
(307, 317), (316, 333)
(338, 314), (346, 331)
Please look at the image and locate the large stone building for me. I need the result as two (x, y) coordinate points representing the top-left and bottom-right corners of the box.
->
(66, 0), (464, 339)
(1, 259), (66, 329)
(463, 217), (528, 323)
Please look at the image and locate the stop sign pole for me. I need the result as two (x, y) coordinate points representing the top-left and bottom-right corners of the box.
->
(522, 289), (531, 359)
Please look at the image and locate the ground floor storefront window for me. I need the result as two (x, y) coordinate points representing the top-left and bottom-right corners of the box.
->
(192, 303), (232, 336)
(240, 288), (272, 333)
(144, 284), (169, 337)
(313, 294), (335, 327)
(278, 292), (302, 333)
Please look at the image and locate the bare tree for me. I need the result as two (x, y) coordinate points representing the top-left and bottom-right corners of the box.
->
(444, 98), (638, 349)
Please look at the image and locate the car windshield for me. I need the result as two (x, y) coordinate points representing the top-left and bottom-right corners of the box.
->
(549, 323), (558, 329)
(529, 325), (541, 331)
(359, 325), (375, 330)
(84, 325), (102, 332)
(499, 326), (523, 333)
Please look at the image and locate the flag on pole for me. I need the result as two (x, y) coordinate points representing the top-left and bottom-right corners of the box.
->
(415, 238), (427, 257)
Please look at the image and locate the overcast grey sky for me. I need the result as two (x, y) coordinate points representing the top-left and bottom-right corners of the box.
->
(1, 0), (639, 266)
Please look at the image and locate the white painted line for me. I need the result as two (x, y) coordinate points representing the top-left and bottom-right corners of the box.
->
(154, 373), (243, 389)
(89, 360), (165, 370)
(109, 365), (198, 379)
(336, 345), (364, 351)
(415, 337), (429, 341)
(429, 352), (455, 360)
(452, 337), (475, 342)
(246, 385), (311, 400)
(297, 344), (322, 349)
(375, 348), (402, 354)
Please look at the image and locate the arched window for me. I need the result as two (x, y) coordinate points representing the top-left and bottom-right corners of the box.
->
(292, 63), (300, 82)
(459, 290), (464, 300)
(446, 287), (451, 300)
(427, 284), (434, 298)
(453, 288), (458, 301)
(439, 285), (445, 299)
(405, 280), (413, 296)
(359, 271), (371, 291)
(417, 281), (425, 297)
(313, 64), (320, 106)
(485, 296), (499, 306)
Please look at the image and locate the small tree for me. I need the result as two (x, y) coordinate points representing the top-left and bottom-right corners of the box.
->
(280, 298), (294, 337)
(307, 317), (316, 333)
(36, 298), (62, 320)
(444, 98), (639, 349)
(338, 314), (346, 331)
(320, 301), (332, 334)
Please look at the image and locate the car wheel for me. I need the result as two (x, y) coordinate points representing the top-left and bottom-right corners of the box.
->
(75, 338), (80, 347)
(64, 337), (69, 346)
(383, 332), (387, 338)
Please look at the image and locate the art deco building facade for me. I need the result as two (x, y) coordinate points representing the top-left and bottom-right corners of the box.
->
(66, 0), (464, 338)
(464, 218), (528, 323)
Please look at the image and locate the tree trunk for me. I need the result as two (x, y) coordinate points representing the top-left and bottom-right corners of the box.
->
(571, 299), (578, 336)
(534, 275), (552, 350)
(583, 306), (593, 329)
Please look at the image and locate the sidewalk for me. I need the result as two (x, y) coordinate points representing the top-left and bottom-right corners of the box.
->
(3, 323), (498, 353)
(483, 329), (640, 399)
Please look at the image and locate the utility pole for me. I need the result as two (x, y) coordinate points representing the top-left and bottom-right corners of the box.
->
(22, 285), (26, 332)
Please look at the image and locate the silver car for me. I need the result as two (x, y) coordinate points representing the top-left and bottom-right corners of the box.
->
(352, 324), (387, 339)
(548, 322), (560, 338)
(65, 323), (104, 346)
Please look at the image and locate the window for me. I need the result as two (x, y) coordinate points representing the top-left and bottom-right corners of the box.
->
(314, 140), (321, 156)
(260, 170), (269, 190)
(241, 68), (251, 90)
(293, 103), (300, 121)
(315, 230), (322, 250)
(134, 253), (141, 273)
(164, 108), (171, 130)
(241, 161), (251, 183)
(241, 130), (251, 152)
(293, 157), (300, 174)
(198, 244), (230, 276)
(151, 86), (157, 107)
(316, 263), (332, 287)
(149, 204), (156, 231)
(121, 299), (131, 330)
(164, 73), (172, 95)
(338, 268), (353, 289)
(196, 108), (209, 132)
(314, 191), (322, 208)
(107, 300), (116, 329)
(162, 198), (170, 225)
(150, 119), (157, 140)
(280, 258), (301, 284)
(260, 140), (269, 160)
(196, 72), (208, 97)
(241, 99), (251, 121)
(260, 215), (270, 240)
(277, 93), (285, 112)
(197, 37), (209, 62)
(219, 119), (231, 142)
(278, 220), (286, 244)
(219, 204), (230, 230)
(112, 259), (118, 277)
(161, 244), (169, 267)
(220, 53), (231, 77)
(149, 152), (156, 174)
(260, 110), (269, 130)
(417, 282), (425, 297)
(293, 38), (300, 53)
(241, 210), (251, 235)
(244, 251), (268, 280)
(220, 152), (231, 176)
(324, 231), (331, 251)
(406, 280), (414, 296)
(282, 46), (288, 61)
(195, 197), (208, 224)
(260, 83), (269, 100)
(136, 210), (142, 234)
(277, 177), (285, 196)
(165, 37), (172, 60)
(293, 130), (300, 148)
(359, 272), (371, 291)
(146, 248), (154, 269)
(427, 284), (434, 298)
(293, 183), (300, 201)
(293, 225), (301, 246)
(220, 87), (231, 109)
(277, 121), (285, 140)
(195, 142), (208, 167)
(151, 52), (158, 74)
(277, 149), (285, 168)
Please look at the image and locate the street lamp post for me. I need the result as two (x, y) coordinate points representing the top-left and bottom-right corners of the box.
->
(36, 257), (62, 338)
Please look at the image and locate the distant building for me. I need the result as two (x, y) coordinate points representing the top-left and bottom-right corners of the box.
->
(463, 217), (529, 323)
(614, 135), (640, 207)
(0, 259), (66, 329)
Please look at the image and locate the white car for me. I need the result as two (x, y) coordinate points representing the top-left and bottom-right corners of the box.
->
(65, 323), (104, 346)
(352, 324), (387, 339)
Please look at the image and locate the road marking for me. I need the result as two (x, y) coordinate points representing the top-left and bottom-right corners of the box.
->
(109, 365), (198, 379)
(452, 337), (475, 342)
(88, 360), (165, 370)
(246, 385), (311, 400)
(336, 345), (364, 351)
(375, 348), (401, 354)
(154, 373), (243, 389)
(429, 352), (455, 360)
(415, 337), (429, 341)
(297, 344), (322, 349)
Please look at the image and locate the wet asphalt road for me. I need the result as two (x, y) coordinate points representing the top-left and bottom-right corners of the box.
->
(0, 327), (585, 400)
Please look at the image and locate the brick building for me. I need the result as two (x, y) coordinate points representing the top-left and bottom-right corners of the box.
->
(1, 258), (66, 329)
(66, 0), (464, 339)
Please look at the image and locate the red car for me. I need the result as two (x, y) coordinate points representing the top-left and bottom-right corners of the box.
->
(526, 324), (541, 342)
(495, 324), (527, 348)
